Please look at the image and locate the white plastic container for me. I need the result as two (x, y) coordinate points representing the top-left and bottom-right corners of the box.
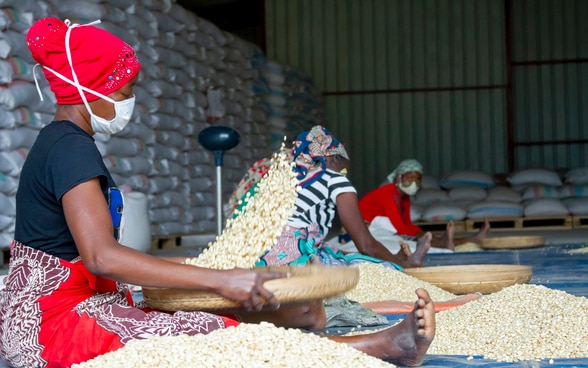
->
(119, 191), (151, 253)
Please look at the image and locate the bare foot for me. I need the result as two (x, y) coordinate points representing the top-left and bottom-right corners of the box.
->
(378, 288), (436, 366)
(397, 241), (413, 259)
(329, 288), (436, 366)
(393, 234), (431, 267)
(438, 221), (455, 250)
(471, 218), (491, 243)
(416, 231), (433, 250)
(407, 232), (432, 267)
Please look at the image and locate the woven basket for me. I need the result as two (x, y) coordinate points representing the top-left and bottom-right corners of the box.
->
(481, 235), (545, 250)
(403, 264), (533, 295)
(142, 265), (359, 313)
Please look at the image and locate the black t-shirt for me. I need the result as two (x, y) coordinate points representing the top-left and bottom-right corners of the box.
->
(14, 120), (116, 261)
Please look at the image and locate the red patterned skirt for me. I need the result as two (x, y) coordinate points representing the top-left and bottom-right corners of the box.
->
(0, 241), (238, 368)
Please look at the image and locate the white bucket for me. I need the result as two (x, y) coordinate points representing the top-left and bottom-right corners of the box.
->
(119, 191), (152, 253)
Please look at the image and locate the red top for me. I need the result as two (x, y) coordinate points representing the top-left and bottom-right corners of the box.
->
(358, 183), (422, 236)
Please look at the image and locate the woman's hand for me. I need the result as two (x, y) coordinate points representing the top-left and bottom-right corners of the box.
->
(215, 268), (288, 312)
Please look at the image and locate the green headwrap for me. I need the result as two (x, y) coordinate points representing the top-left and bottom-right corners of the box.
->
(386, 159), (423, 183)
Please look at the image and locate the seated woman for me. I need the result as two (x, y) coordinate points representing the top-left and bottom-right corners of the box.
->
(0, 19), (434, 368)
(359, 159), (490, 250)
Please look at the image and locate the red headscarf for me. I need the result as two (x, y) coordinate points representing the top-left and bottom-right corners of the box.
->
(26, 18), (141, 105)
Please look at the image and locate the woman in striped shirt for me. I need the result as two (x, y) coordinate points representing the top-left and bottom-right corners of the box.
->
(258, 125), (432, 270)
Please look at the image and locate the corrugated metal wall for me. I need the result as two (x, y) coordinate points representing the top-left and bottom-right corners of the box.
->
(265, 0), (588, 197)
(511, 0), (588, 170)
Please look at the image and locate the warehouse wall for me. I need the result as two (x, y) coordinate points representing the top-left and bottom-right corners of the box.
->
(264, 0), (588, 197)
(511, 0), (588, 170)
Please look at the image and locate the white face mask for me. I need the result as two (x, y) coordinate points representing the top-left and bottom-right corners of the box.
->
(32, 20), (135, 135)
(88, 95), (135, 135)
(399, 181), (420, 196)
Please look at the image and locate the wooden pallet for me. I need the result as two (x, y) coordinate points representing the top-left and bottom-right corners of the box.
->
(572, 215), (588, 229)
(466, 216), (573, 232)
(413, 220), (466, 233)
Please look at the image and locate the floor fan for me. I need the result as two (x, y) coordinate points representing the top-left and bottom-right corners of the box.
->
(198, 126), (240, 235)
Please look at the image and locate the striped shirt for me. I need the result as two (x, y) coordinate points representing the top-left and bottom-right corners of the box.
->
(287, 169), (356, 236)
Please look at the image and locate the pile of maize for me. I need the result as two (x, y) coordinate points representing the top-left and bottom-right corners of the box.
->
(429, 284), (588, 362)
(187, 143), (299, 269)
(72, 322), (396, 368)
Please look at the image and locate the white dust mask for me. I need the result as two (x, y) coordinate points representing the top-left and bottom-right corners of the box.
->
(399, 181), (419, 196)
(87, 95), (135, 134)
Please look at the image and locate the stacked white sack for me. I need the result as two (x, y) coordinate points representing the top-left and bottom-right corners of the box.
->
(0, 2), (54, 249)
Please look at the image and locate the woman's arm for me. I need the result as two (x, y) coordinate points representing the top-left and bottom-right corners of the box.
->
(62, 177), (284, 311)
(336, 192), (409, 268)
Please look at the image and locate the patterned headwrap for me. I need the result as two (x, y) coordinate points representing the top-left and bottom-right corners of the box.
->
(386, 159), (423, 183)
(293, 125), (349, 188)
(26, 18), (141, 104)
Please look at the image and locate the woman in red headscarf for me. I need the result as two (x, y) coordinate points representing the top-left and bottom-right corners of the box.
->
(0, 18), (285, 368)
(0, 19), (436, 368)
